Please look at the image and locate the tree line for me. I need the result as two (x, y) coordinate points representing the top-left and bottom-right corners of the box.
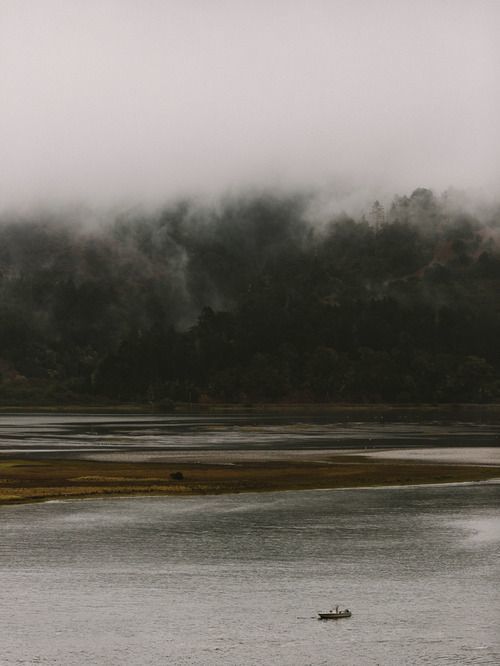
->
(1, 188), (500, 405)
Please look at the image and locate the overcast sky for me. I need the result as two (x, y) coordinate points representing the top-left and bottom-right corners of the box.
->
(1, 0), (498, 208)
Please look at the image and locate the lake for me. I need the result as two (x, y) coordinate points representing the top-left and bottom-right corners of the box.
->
(1, 482), (499, 665)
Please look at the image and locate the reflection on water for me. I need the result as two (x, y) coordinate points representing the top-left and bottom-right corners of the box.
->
(0, 483), (499, 665)
(1, 414), (500, 458)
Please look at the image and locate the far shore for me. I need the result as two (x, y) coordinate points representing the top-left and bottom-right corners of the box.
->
(2, 401), (500, 422)
(1, 453), (499, 507)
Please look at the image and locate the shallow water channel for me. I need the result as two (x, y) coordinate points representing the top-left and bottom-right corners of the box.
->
(1, 413), (500, 461)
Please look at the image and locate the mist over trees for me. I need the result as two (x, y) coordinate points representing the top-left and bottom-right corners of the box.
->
(1, 188), (500, 406)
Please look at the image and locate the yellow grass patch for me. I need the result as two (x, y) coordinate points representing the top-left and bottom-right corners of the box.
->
(71, 475), (166, 482)
(1, 455), (499, 506)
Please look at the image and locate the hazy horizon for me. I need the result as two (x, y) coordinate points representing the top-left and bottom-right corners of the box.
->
(1, 0), (499, 209)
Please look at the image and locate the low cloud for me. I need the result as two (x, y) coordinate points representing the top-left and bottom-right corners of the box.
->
(0, 0), (498, 209)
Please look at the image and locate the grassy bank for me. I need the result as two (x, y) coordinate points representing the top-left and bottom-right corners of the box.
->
(1, 456), (499, 506)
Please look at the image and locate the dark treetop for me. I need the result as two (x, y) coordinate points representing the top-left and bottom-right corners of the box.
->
(1, 189), (500, 406)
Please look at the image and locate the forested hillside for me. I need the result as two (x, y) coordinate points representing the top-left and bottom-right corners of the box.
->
(1, 188), (500, 405)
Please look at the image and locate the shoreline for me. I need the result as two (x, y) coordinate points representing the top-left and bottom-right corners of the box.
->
(2, 402), (500, 419)
(2, 454), (500, 507)
(9, 477), (500, 510)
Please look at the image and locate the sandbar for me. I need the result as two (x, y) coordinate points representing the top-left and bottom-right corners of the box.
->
(1, 451), (500, 506)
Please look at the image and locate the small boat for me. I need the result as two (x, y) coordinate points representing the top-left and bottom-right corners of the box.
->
(318, 606), (352, 620)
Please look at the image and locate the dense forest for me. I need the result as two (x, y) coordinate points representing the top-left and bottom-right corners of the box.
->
(1, 188), (500, 406)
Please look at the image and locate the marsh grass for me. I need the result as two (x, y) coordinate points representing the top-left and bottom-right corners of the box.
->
(1, 456), (499, 506)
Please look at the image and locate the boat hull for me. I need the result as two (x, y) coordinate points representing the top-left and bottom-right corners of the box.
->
(318, 611), (352, 620)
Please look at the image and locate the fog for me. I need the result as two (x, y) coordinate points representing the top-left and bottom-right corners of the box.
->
(1, 0), (498, 209)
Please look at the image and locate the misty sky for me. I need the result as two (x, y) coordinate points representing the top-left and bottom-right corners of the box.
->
(1, 0), (498, 208)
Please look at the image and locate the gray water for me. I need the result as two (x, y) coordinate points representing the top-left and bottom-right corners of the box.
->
(1, 413), (500, 459)
(1, 483), (499, 665)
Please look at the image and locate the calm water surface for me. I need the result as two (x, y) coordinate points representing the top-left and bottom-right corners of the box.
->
(1, 483), (499, 665)
(1, 414), (500, 458)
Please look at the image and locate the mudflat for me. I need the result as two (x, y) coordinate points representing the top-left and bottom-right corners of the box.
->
(1, 455), (499, 505)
